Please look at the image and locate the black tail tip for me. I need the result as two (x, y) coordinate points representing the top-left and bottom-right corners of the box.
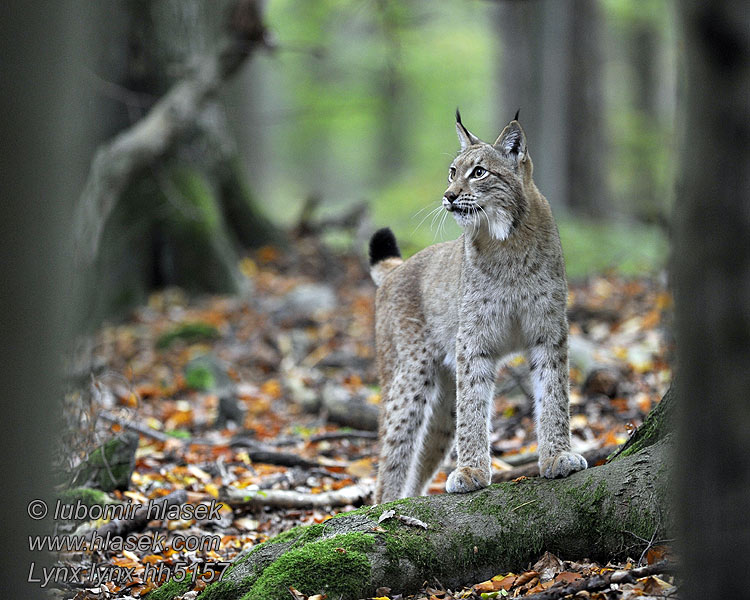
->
(369, 227), (401, 266)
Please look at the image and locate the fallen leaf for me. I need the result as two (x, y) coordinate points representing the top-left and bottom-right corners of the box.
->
(554, 571), (583, 584)
(378, 509), (395, 523)
(347, 457), (375, 478)
(532, 551), (564, 581)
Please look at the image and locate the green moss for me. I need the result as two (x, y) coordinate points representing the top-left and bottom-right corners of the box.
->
(239, 532), (374, 600)
(382, 524), (438, 579)
(169, 166), (221, 234)
(263, 525), (308, 546)
(73, 433), (137, 492)
(58, 487), (117, 507)
(156, 322), (220, 349)
(146, 578), (191, 600)
(185, 364), (216, 390)
(199, 577), (255, 600)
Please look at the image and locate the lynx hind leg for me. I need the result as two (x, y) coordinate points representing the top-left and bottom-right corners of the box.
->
(408, 370), (456, 497)
(528, 336), (587, 479)
(375, 357), (441, 504)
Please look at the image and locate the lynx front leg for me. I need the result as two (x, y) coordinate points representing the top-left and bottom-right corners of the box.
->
(446, 351), (496, 494)
(528, 338), (587, 478)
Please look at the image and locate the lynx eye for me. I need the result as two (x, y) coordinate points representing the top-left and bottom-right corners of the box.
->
(471, 166), (487, 179)
(448, 167), (456, 181)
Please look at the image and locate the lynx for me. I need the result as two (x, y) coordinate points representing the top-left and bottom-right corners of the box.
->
(370, 111), (587, 503)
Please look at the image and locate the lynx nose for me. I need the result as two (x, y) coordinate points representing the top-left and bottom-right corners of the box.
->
(443, 190), (457, 204)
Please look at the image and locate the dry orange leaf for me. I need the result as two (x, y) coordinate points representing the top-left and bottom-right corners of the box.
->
(516, 570), (539, 586)
(473, 580), (496, 593)
(555, 571), (583, 584)
(347, 457), (375, 478)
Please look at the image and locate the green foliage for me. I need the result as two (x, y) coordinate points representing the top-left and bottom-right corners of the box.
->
(250, 0), (674, 279)
(557, 218), (668, 279)
(156, 322), (220, 349)
(255, 1), (496, 223)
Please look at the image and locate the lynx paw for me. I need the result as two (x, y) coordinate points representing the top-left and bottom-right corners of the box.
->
(446, 466), (491, 494)
(540, 451), (588, 479)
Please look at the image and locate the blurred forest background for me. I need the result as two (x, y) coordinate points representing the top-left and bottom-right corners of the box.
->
(76, 0), (676, 324)
(5, 3), (749, 597)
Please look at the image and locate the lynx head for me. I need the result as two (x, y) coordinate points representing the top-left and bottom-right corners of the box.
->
(443, 109), (532, 241)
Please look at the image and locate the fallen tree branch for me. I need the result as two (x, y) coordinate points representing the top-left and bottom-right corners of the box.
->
(221, 482), (373, 510)
(99, 411), (172, 443)
(73, 0), (268, 265)
(308, 429), (378, 443)
(521, 560), (675, 600)
(95, 489), (187, 538)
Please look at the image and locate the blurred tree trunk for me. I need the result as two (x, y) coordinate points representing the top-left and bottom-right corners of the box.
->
(497, 0), (570, 212)
(84, 0), (279, 324)
(566, 0), (609, 218)
(376, 0), (408, 175)
(626, 14), (666, 225)
(496, 1), (543, 168)
(674, 2), (750, 599)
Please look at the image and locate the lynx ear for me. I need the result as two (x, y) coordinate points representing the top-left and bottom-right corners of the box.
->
(493, 119), (527, 166)
(455, 108), (480, 151)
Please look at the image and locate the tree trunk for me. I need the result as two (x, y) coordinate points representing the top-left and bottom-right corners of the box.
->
(624, 11), (670, 226)
(78, 0), (280, 325)
(673, 3), (750, 599)
(185, 390), (674, 600)
(566, 0), (609, 218)
(497, 0), (570, 213)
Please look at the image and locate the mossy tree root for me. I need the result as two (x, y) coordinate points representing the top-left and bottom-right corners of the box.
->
(196, 438), (671, 600)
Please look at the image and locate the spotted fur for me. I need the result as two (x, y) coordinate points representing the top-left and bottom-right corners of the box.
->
(371, 113), (587, 503)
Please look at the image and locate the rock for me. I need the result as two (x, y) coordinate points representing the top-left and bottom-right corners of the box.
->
(276, 283), (336, 322)
(216, 394), (246, 428)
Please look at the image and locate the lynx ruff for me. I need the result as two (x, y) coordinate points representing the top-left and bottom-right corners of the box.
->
(370, 110), (587, 503)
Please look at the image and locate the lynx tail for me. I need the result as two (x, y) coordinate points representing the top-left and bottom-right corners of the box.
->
(369, 227), (402, 286)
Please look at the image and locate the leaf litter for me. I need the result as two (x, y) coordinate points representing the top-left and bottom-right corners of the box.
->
(54, 240), (675, 599)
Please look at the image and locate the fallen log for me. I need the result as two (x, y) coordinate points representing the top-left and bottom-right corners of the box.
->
(183, 389), (675, 600)
(194, 441), (670, 599)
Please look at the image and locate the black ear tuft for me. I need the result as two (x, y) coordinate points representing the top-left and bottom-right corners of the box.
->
(456, 107), (463, 125)
(514, 108), (520, 122)
(369, 227), (401, 266)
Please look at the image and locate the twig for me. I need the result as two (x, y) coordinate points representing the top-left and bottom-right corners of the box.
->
(308, 430), (378, 443)
(492, 445), (619, 483)
(222, 483), (373, 509)
(229, 440), (346, 469)
(99, 411), (172, 443)
(511, 499), (538, 512)
(520, 560), (675, 600)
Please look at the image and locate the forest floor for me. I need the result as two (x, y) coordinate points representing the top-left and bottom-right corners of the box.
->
(54, 238), (676, 600)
